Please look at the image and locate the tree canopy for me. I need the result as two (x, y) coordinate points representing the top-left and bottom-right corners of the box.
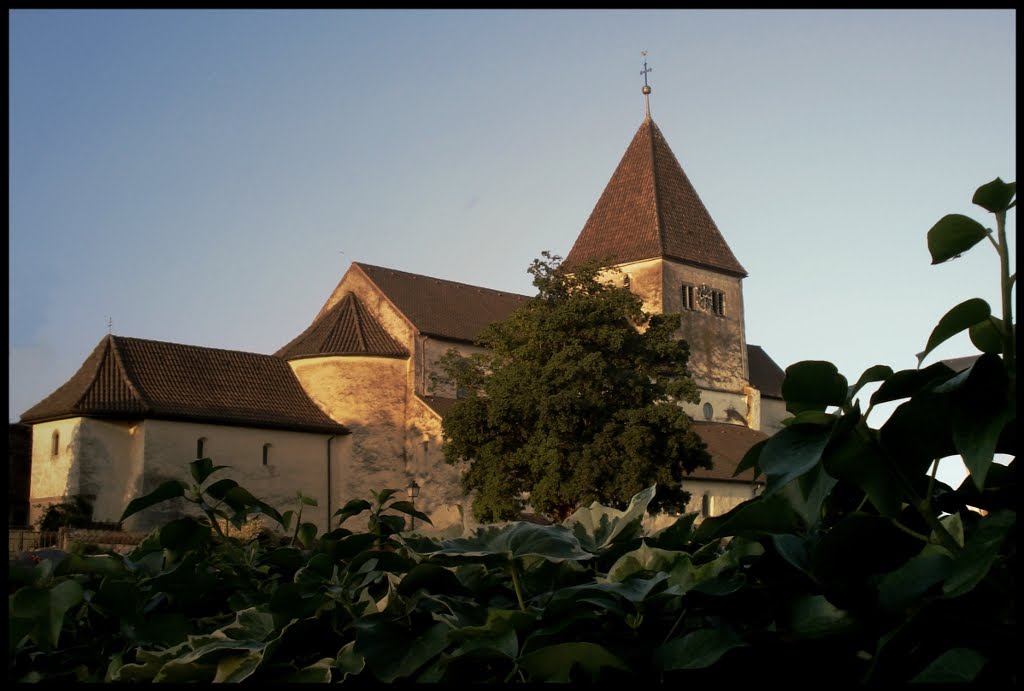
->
(437, 253), (712, 522)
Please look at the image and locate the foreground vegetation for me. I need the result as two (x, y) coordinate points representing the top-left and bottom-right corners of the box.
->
(8, 180), (1015, 683)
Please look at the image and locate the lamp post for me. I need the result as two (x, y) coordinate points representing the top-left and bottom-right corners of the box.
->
(406, 480), (420, 530)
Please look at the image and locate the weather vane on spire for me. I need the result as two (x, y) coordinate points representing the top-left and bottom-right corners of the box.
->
(107, 316), (113, 334)
(641, 51), (652, 119)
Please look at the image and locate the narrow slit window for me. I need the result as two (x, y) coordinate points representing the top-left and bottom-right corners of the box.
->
(713, 291), (725, 316)
(51, 430), (60, 456)
(196, 437), (206, 459)
(262, 443), (271, 466)
(681, 284), (695, 310)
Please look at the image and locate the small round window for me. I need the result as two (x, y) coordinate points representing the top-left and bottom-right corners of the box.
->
(702, 402), (713, 420)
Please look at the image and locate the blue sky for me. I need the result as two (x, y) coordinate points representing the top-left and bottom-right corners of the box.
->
(9, 10), (1015, 488)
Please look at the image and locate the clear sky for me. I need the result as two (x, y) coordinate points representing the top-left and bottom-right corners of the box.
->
(9, 9), (1016, 489)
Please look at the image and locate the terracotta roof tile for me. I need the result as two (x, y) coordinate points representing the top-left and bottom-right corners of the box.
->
(747, 344), (785, 399)
(356, 263), (531, 343)
(689, 421), (767, 483)
(277, 292), (408, 360)
(564, 118), (747, 277)
(21, 336), (347, 434)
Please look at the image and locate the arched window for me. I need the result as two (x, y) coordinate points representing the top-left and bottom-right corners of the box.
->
(51, 430), (60, 456)
(196, 437), (207, 459)
(262, 443), (271, 466)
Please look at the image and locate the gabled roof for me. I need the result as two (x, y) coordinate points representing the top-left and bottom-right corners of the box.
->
(21, 335), (348, 434)
(563, 118), (747, 277)
(747, 344), (785, 399)
(356, 263), (531, 344)
(277, 291), (408, 360)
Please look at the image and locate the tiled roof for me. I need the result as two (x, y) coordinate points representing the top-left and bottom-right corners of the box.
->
(689, 421), (767, 483)
(356, 263), (531, 343)
(277, 291), (408, 360)
(747, 344), (785, 399)
(417, 394), (459, 418)
(564, 118), (747, 277)
(20, 335), (348, 434)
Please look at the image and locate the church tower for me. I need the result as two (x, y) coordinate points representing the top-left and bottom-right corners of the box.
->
(563, 65), (756, 426)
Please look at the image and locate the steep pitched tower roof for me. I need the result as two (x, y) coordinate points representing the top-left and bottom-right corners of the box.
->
(563, 116), (747, 277)
(277, 291), (408, 360)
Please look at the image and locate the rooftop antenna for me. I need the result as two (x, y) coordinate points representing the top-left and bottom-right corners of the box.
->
(641, 50), (652, 120)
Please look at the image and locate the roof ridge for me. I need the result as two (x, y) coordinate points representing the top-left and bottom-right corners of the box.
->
(646, 119), (668, 256)
(75, 335), (151, 412)
(351, 293), (369, 351)
(114, 334), (278, 359)
(355, 262), (531, 299)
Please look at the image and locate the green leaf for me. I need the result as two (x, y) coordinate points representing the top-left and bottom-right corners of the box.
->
(517, 642), (630, 682)
(222, 486), (262, 513)
(10, 579), (84, 648)
(204, 478), (239, 501)
(771, 534), (811, 576)
(606, 542), (692, 583)
(732, 439), (766, 480)
(943, 509), (1015, 598)
(787, 594), (854, 638)
(563, 484), (654, 552)
(412, 521), (593, 565)
(910, 648), (987, 683)
(693, 491), (806, 541)
(877, 544), (953, 610)
(216, 607), (276, 642)
(284, 658), (334, 683)
(334, 499), (373, 526)
(918, 298), (991, 366)
(927, 214), (990, 264)
(847, 364), (894, 405)
(120, 479), (187, 521)
(782, 361), (848, 414)
(334, 641), (366, 682)
(759, 422), (833, 497)
(296, 522), (318, 548)
(870, 363), (957, 405)
(948, 354), (1013, 490)
(212, 651), (263, 683)
(969, 316), (1004, 354)
(971, 177), (1015, 213)
(822, 416), (902, 518)
(387, 500), (433, 526)
(653, 628), (747, 670)
(190, 458), (229, 485)
(354, 618), (449, 682)
(159, 517), (210, 553)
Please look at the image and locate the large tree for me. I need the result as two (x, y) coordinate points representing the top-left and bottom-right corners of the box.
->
(438, 253), (712, 522)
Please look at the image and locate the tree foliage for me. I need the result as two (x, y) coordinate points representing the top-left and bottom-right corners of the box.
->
(437, 253), (711, 522)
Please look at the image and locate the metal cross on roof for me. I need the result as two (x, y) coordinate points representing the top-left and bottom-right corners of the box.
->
(640, 51), (652, 118)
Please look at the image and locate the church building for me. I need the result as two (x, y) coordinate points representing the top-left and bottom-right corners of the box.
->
(20, 86), (788, 534)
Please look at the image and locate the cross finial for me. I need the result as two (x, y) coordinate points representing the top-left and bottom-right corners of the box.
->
(640, 51), (652, 119)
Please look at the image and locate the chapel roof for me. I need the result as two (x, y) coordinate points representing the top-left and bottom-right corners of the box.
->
(689, 421), (767, 483)
(355, 263), (532, 344)
(563, 118), (747, 277)
(20, 335), (348, 434)
(277, 291), (408, 360)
